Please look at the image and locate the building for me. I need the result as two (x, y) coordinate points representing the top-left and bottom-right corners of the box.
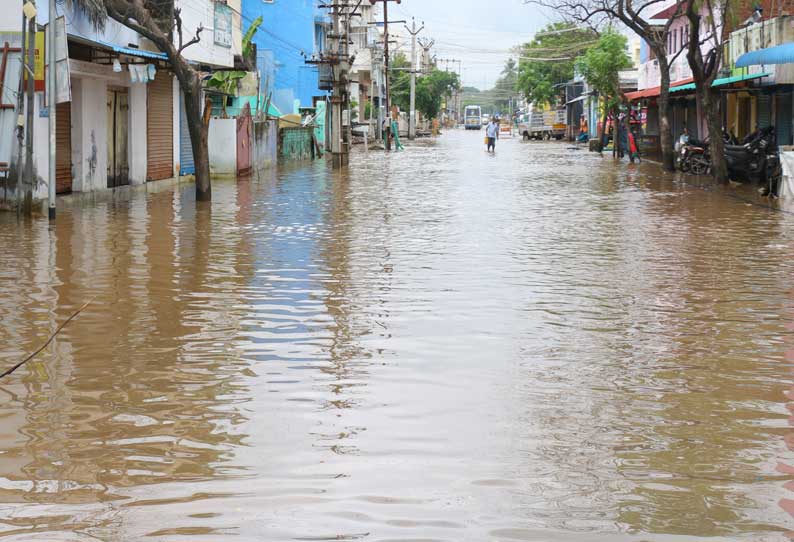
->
(626, 0), (794, 155)
(1, 0), (242, 204)
(242, 0), (329, 116)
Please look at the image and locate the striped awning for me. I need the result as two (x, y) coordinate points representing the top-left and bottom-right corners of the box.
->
(736, 43), (794, 67)
(97, 40), (168, 61)
(670, 72), (770, 92)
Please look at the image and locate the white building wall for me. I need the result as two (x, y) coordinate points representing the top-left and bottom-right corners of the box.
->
(70, 76), (108, 192)
(68, 60), (149, 191)
(176, 0), (235, 68)
(129, 84), (148, 185)
(229, 0), (243, 58)
(208, 118), (237, 176)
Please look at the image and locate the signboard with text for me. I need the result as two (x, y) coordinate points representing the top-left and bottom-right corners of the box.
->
(214, 3), (232, 48)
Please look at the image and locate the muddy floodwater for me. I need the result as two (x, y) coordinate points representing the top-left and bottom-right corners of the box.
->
(1, 130), (794, 541)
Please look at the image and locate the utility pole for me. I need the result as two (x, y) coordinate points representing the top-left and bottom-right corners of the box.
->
(368, 0), (400, 150)
(23, 0), (35, 214)
(312, 0), (355, 168)
(404, 17), (423, 140)
(418, 37), (434, 75)
(47, 0), (56, 219)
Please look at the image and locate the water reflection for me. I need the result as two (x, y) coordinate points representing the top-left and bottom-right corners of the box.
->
(0, 132), (793, 541)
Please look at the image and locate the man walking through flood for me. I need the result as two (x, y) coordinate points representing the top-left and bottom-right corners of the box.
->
(485, 117), (499, 153)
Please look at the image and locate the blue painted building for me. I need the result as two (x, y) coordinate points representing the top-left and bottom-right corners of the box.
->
(243, 0), (329, 115)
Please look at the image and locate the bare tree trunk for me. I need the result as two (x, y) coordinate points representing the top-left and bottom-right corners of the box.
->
(703, 88), (727, 181)
(684, 0), (729, 182)
(657, 58), (675, 172)
(106, 0), (211, 201)
(599, 97), (609, 154)
(181, 74), (211, 200)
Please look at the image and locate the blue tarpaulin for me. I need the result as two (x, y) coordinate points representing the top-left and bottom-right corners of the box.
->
(736, 43), (794, 67)
(98, 40), (168, 61)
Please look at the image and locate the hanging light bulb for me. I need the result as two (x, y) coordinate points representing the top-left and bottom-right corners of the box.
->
(112, 58), (122, 73)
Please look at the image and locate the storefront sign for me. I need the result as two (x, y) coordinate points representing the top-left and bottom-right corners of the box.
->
(214, 3), (232, 48)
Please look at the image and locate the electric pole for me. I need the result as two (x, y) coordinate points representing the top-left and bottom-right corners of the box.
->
(418, 37), (434, 74)
(312, 0), (358, 168)
(23, 0), (35, 214)
(47, 0), (56, 219)
(368, 0), (400, 150)
(404, 17), (423, 140)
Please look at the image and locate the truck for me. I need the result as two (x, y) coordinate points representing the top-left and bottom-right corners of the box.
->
(518, 107), (566, 140)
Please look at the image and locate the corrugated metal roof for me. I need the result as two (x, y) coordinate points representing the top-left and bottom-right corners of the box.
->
(736, 43), (794, 67)
(670, 72), (770, 92)
(97, 40), (168, 61)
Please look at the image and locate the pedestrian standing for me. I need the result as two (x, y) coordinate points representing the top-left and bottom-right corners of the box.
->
(486, 118), (499, 153)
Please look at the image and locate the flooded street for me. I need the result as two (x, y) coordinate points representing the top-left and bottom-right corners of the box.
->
(2, 129), (794, 541)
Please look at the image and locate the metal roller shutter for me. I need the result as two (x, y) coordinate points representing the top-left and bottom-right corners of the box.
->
(56, 101), (72, 194)
(686, 99), (698, 139)
(179, 93), (194, 175)
(147, 72), (174, 181)
(757, 94), (772, 128)
(776, 93), (793, 146)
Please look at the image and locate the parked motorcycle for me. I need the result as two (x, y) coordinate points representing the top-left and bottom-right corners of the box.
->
(723, 126), (776, 184)
(676, 138), (710, 174)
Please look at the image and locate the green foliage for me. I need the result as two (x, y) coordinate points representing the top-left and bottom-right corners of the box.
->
(574, 28), (631, 114)
(460, 60), (519, 115)
(390, 53), (461, 119)
(517, 22), (595, 106)
(242, 16), (263, 58)
(204, 17), (263, 112)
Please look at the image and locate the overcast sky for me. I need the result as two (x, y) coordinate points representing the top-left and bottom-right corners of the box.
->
(391, 0), (554, 90)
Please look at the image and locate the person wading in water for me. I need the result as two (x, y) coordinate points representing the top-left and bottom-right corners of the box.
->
(486, 118), (499, 153)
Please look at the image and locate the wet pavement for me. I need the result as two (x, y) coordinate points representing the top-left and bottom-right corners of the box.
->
(1, 130), (794, 541)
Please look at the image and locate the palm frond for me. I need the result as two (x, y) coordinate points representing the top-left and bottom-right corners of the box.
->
(67, 0), (108, 31)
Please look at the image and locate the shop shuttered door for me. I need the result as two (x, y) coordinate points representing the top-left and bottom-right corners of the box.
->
(776, 93), (793, 146)
(147, 73), (173, 181)
(56, 101), (72, 193)
(179, 94), (195, 175)
(757, 94), (772, 129)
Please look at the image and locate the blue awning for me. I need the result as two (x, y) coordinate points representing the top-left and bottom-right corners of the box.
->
(97, 40), (168, 61)
(736, 42), (794, 67)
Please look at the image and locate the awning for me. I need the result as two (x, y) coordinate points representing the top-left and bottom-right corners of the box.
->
(670, 72), (770, 92)
(624, 78), (693, 101)
(565, 94), (591, 105)
(97, 40), (168, 61)
(736, 43), (794, 67)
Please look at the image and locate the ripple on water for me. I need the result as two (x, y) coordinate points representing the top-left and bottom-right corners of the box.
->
(0, 132), (793, 541)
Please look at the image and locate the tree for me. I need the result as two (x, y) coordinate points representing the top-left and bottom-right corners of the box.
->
(416, 69), (460, 119)
(72, 0), (214, 200)
(526, 0), (686, 171)
(492, 58), (519, 112)
(685, 0), (730, 181)
(575, 28), (632, 149)
(517, 22), (595, 106)
(390, 54), (460, 120)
